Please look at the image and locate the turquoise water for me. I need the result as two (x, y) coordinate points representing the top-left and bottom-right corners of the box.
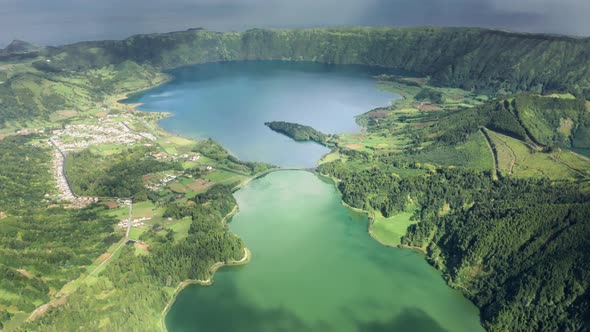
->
(126, 61), (397, 167)
(165, 171), (484, 332)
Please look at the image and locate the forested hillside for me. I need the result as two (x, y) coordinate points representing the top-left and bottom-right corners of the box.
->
(66, 147), (177, 200)
(22, 185), (244, 331)
(0, 60), (164, 127)
(0, 136), (52, 210)
(0, 136), (121, 327)
(319, 154), (590, 331)
(39, 27), (590, 95)
(425, 94), (590, 149)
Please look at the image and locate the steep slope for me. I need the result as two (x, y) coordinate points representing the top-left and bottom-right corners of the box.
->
(38, 27), (590, 94)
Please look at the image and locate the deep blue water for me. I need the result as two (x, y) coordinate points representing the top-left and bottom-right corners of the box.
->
(125, 61), (398, 167)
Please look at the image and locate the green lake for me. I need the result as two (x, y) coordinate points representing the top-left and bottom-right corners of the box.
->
(165, 171), (483, 331)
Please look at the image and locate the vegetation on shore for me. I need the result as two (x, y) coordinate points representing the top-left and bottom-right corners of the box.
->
(37, 27), (590, 97)
(265, 121), (332, 146)
(317, 79), (590, 331)
(21, 184), (244, 331)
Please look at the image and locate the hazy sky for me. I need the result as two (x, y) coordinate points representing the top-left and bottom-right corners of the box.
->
(1, 0), (589, 47)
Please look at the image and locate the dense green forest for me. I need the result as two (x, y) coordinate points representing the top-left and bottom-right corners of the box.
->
(0, 135), (121, 327)
(0, 136), (52, 211)
(265, 121), (330, 146)
(415, 88), (444, 104)
(0, 206), (120, 312)
(319, 157), (590, 331)
(65, 147), (177, 200)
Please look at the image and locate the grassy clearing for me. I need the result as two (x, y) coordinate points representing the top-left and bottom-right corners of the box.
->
(370, 211), (417, 247)
(319, 151), (343, 164)
(203, 169), (247, 185)
(167, 217), (193, 241)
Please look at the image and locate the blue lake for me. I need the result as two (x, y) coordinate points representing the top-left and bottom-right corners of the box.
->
(125, 61), (398, 167)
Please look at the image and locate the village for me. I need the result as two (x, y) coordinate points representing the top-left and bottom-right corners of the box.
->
(49, 114), (157, 152)
(117, 216), (150, 229)
(46, 112), (158, 205)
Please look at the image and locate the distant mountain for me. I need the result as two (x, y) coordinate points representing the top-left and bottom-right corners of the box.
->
(37, 27), (590, 96)
(1, 39), (43, 55)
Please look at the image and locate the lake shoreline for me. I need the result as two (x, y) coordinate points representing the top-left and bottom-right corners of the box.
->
(111, 78), (261, 332)
(315, 172), (426, 253)
(159, 246), (252, 332)
(117, 65), (472, 331)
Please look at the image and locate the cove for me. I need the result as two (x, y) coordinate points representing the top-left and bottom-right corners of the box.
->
(125, 61), (397, 168)
(165, 171), (484, 332)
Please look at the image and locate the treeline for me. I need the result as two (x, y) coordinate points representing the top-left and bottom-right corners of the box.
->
(265, 121), (330, 145)
(39, 27), (590, 95)
(192, 138), (274, 174)
(319, 159), (590, 331)
(23, 185), (243, 331)
(162, 184), (237, 220)
(65, 147), (177, 200)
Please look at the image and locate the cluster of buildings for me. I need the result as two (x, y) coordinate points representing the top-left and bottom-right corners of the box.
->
(46, 113), (158, 206)
(175, 153), (201, 162)
(118, 217), (150, 229)
(49, 143), (76, 201)
(145, 173), (180, 191)
(50, 115), (157, 152)
(16, 128), (45, 135)
(48, 139), (98, 207)
(151, 152), (201, 162)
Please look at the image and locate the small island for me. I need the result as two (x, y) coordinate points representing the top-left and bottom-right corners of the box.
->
(265, 121), (332, 146)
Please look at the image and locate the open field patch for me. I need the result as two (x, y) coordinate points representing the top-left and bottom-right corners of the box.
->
(187, 178), (214, 191)
(412, 102), (441, 111)
(346, 143), (364, 150)
(370, 211), (417, 247)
